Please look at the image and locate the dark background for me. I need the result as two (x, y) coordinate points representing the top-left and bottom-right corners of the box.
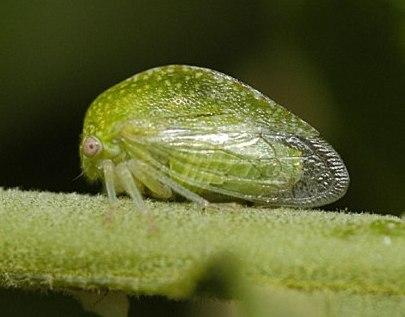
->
(1, 0), (404, 216)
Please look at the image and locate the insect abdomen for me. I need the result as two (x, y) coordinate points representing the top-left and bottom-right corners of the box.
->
(166, 142), (303, 202)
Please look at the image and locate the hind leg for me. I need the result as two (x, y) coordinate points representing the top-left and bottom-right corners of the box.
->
(127, 159), (209, 207)
(127, 160), (173, 200)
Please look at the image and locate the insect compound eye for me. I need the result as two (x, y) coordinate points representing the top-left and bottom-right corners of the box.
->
(82, 136), (102, 157)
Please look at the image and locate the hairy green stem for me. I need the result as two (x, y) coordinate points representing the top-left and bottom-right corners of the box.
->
(0, 188), (404, 316)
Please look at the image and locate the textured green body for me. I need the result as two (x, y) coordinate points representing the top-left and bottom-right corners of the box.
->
(83, 65), (318, 138)
(81, 65), (349, 206)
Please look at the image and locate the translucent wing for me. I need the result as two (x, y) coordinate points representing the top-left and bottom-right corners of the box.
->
(118, 120), (349, 207)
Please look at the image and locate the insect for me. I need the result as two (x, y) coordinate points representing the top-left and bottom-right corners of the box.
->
(80, 65), (349, 210)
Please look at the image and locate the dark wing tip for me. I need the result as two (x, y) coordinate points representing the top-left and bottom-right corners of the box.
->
(292, 136), (350, 207)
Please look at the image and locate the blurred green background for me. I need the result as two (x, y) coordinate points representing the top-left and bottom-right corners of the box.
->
(0, 0), (404, 215)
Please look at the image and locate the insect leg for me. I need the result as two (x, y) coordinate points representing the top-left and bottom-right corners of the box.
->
(127, 160), (172, 199)
(115, 162), (147, 212)
(102, 159), (118, 203)
(129, 160), (209, 207)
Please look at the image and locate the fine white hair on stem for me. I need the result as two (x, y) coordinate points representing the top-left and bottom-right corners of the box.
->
(115, 162), (147, 212)
(128, 159), (209, 207)
(102, 159), (117, 203)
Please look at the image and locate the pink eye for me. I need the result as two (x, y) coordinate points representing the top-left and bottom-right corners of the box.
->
(82, 136), (102, 157)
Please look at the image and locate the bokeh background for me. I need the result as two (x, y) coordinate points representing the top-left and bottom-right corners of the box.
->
(1, 0), (404, 216)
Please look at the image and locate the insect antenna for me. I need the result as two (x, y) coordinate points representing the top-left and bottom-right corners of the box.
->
(72, 171), (84, 182)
